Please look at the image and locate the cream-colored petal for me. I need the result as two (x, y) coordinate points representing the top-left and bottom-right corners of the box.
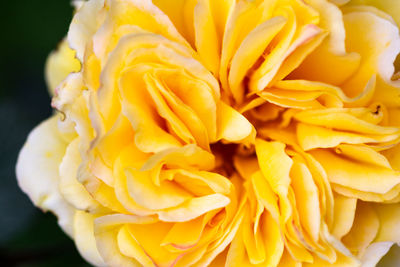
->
(68, 0), (106, 61)
(16, 115), (75, 236)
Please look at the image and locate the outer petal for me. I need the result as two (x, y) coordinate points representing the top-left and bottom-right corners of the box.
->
(68, 0), (106, 61)
(45, 39), (81, 96)
(16, 115), (74, 235)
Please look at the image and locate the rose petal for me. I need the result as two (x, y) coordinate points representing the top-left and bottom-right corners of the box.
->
(158, 193), (230, 222)
(45, 39), (81, 96)
(74, 211), (106, 266)
(16, 115), (75, 235)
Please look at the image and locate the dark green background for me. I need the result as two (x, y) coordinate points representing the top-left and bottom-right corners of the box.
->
(0, 0), (89, 266)
(1, 1), (399, 266)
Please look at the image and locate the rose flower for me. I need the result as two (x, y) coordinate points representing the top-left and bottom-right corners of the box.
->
(17, 0), (400, 266)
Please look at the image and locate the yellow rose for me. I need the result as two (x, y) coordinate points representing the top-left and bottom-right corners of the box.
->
(16, 0), (400, 266)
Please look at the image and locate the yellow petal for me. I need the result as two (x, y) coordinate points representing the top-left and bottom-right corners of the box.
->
(252, 171), (280, 222)
(119, 67), (183, 153)
(255, 139), (293, 225)
(194, 0), (221, 75)
(158, 193), (230, 222)
(294, 108), (399, 135)
(291, 0), (361, 86)
(117, 225), (155, 266)
(303, 251), (359, 267)
(373, 203), (400, 243)
(74, 211), (106, 266)
(151, 0), (197, 47)
(290, 161), (321, 242)
(311, 145), (400, 194)
(161, 215), (206, 249)
(297, 123), (399, 151)
(220, 0), (278, 96)
(261, 212), (284, 266)
(164, 169), (232, 196)
(93, 0), (189, 61)
(140, 144), (215, 182)
(278, 250), (302, 267)
(242, 208), (266, 264)
(125, 168), (192, 210)
(342, 10), (400, 97)
(113, 144), (154, 216)
(193, 195), (246, 267)
(331, 194), (357, 240)
(225, 224), (253, 267)
(255, 139), (292, 197)
(94, 214), (157, 267)
(45, 39), (80, 96)
(217, 101), (254, 142)
(342, 202), (379, 254)
(249, 18), (321, 92)
(228, 16), (287, 103)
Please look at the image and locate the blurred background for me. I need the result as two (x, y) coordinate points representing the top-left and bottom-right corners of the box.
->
(0, 1), (399, 267)
(0, 0), (89, 266)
